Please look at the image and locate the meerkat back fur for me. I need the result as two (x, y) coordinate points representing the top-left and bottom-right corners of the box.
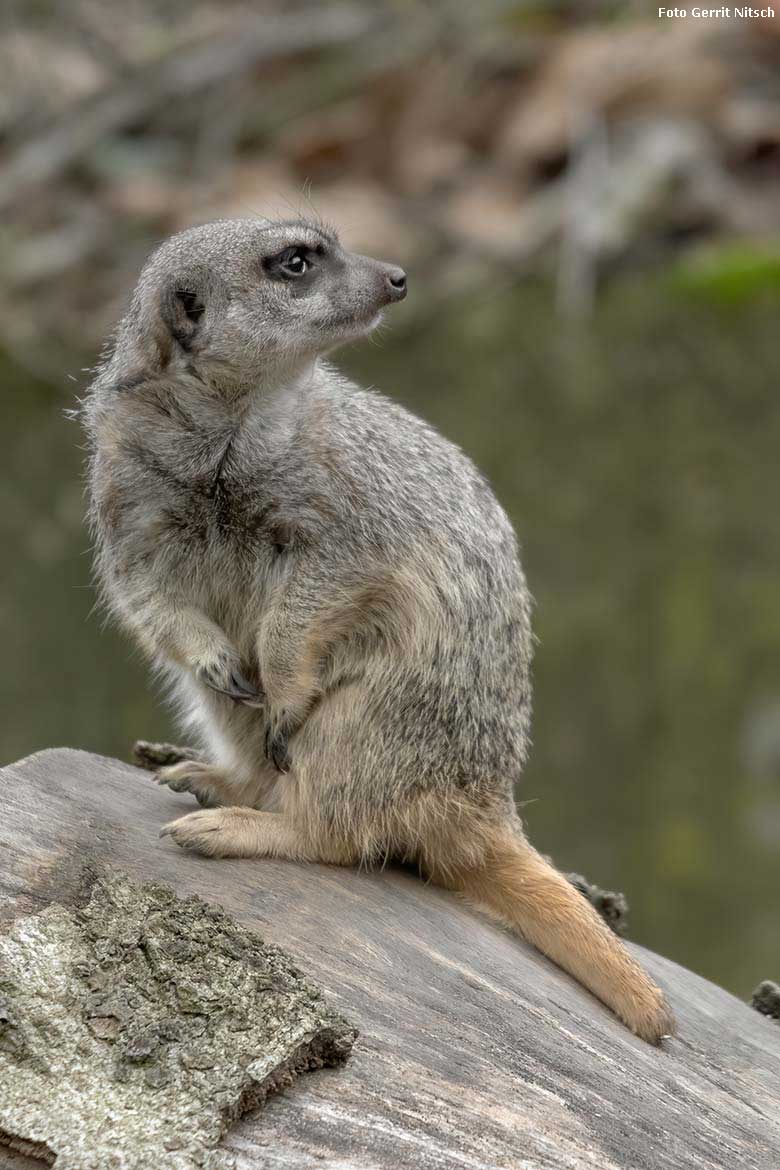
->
(83, 217), (675, 1043)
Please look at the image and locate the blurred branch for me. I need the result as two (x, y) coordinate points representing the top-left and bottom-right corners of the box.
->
(556, 109), (609, 318)
(0, 5), (379, 213)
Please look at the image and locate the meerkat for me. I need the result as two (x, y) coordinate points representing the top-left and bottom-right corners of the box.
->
(82, 217), (675, 1044)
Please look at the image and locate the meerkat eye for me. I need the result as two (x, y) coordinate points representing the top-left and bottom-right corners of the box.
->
(263, 244), (319, 283)
(278, 247), (310, 277)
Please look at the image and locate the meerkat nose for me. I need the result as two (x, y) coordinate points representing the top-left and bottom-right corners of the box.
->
(384, 266), (407, 302)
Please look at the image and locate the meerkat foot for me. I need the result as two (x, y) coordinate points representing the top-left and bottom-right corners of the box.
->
(160, 807), (251, 855)
(132, 740), (202, 771)
(153, 760), (230, 807)
(160, 807), (312, 859)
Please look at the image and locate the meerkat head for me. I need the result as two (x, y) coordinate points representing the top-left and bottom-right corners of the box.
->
(125, 217), (407, 387)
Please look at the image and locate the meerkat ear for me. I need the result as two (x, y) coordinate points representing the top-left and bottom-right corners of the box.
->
(160, 276), (208, 354)
(145, 265), (227, 369)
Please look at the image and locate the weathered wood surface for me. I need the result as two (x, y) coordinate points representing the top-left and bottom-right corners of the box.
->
(1, 748), (778, 1170)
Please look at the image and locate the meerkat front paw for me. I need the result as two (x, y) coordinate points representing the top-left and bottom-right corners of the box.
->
(196, 652), (265, 707)
(160, 808), (259, 857)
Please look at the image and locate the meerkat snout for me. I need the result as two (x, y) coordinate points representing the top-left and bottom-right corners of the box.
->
(332, 254), (407, 317)
(381, 263), (407, 302)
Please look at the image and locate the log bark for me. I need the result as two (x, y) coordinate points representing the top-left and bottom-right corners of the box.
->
(0, 870), (356, 1169)
(0, 748), (778, 1170)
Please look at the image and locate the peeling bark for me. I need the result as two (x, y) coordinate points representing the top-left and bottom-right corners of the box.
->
(0, 871), (355, 1169)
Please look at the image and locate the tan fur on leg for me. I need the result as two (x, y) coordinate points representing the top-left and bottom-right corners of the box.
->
(160, 808), (314, 859)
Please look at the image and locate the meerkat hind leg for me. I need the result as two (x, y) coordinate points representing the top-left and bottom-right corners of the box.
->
(160, 807), (328, 861)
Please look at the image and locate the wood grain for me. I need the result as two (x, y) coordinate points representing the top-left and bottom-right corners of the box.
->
(0, 748), (778, 1170)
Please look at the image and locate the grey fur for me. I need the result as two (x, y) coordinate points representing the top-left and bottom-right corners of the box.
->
(83, 217), (530, 856)
(81, 217), (674, 1044)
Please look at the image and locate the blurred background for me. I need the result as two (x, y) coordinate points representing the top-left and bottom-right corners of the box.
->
(1, 0), (778, 998)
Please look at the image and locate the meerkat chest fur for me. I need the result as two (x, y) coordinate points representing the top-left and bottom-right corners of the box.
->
(92, 376), (325, 642)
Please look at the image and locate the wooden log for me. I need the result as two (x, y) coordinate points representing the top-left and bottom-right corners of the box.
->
(0, 749), (778, 1169)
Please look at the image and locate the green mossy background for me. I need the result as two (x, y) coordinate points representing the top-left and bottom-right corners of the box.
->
(2, 269), (778, 997)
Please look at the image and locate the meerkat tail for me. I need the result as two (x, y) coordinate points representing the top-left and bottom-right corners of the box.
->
(452, 831), (676, 1044)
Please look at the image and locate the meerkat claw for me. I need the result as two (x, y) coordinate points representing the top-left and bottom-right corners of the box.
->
(227, 667), (266, 705)
(265, 726), (292, 774)
(198, 664), (265, 706)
